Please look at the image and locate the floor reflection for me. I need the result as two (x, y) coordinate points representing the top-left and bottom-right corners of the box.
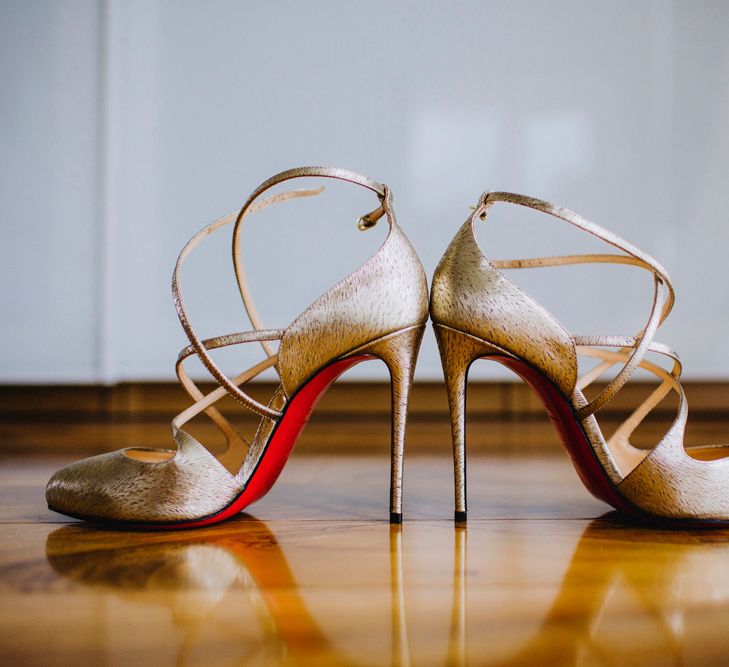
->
(46, 519), (320, 663)
(45, 515), (729, 666)
(45, 518), (410, 666)
(470, 515), (729, 666)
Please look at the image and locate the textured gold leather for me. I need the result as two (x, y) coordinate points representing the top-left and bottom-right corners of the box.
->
(279, 222), (427, 398)
(46, 168), (428, 524)
(348, 325), (424, 515)
(433, 191), (729, 522)
(45, 432), (241, 522)
(431, 219), (578, 396)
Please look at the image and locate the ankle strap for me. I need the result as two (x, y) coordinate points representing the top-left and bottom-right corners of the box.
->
(236, 167), (386, 207)
(472, 191), (675, 419)
(232, 167), (393, 358)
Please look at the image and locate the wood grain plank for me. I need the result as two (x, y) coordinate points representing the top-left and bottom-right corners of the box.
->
(2, 381), (728, 455)
(2, 455), (729, 666)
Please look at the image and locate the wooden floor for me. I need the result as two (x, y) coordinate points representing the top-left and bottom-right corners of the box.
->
(2, 453), (729, 666)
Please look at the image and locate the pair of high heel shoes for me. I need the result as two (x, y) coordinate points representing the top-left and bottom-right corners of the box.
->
(46, 167), (729, 528)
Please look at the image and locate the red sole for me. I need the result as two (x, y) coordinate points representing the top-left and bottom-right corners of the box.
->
(486, 355), (728, 528)
(56, 355), (371, 530)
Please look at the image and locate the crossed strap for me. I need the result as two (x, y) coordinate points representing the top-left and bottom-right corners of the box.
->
(474, 191), (678, 433)
(170, 168), (389, 454)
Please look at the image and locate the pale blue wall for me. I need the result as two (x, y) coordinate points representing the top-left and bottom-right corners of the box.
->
(2, 0), (729, 382)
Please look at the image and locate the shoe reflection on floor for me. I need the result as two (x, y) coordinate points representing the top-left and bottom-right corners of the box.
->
(46, 514), (729, 666)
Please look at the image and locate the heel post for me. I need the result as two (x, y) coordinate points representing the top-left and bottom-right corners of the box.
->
(433, 324), (491, 523)
(361, 326), (425, 523)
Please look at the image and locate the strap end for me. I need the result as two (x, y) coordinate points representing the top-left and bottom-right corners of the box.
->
(358, 204), (386, 231)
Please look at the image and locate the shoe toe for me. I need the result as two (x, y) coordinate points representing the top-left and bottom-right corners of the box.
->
(45, 442), (242, 524)
(45, 452), (122, 521)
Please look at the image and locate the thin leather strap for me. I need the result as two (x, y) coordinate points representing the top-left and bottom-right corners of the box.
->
(474, 191), (675, 419)
(577, 279), (668, 417)
(230, 167), (390, 361)
(493, 253), (657, 272)
(576, 342), (684, 450)
(173, 354), (278, 430)
(175, 330), (283, 454)
(475, 191), (674, 321)
(575, 335), (681, 386)
(173, 189), (318, 420)
(176, 329), (285, 365)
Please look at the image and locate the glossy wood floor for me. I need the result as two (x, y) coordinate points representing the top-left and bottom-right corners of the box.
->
(2, 453), (729, 666)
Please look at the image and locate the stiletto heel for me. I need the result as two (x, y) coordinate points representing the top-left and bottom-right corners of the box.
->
(359, 325), (426, 523)
(432, 190), (729, 525)
(434, 324), (469, 522)
(46, 167), (429, 528)
(433, 323), (501, 522)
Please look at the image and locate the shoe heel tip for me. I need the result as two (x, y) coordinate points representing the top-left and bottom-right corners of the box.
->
(390, 512), (403, 524)
(454, 511), (467, 523)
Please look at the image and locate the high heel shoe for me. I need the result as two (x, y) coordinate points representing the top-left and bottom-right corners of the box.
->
(431, 190), (729, 525)
(46, 167), (428, 527)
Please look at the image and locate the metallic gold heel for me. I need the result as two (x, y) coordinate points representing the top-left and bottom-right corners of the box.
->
(433, 324), (502, 523)
(358, 325), (426, 523)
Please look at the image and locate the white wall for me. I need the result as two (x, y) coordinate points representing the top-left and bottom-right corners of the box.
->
(1, 1), (101, 381)
(2, 0), (729, 383)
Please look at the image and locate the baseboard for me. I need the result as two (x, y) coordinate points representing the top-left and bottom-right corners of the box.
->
(1, 381), (728, 455)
